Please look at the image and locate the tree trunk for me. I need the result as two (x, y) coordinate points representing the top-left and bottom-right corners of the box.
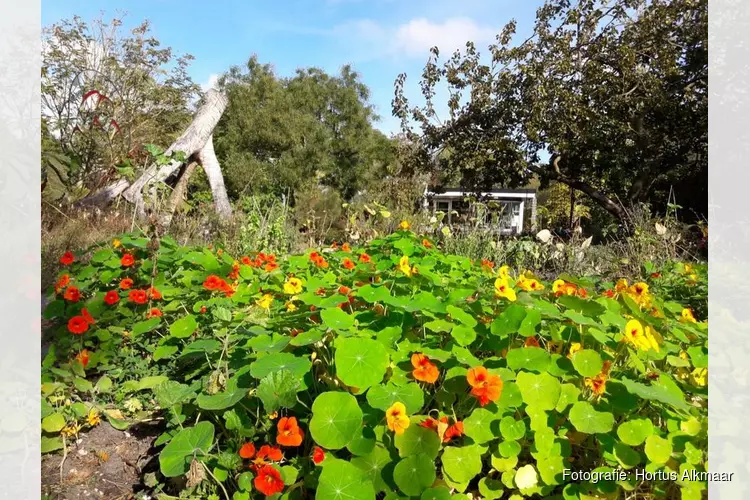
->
(75, 178), (130, 208)
(198, 134), (232, 219)
(121, 89), (229, 218)
(161, 161), (199, 228)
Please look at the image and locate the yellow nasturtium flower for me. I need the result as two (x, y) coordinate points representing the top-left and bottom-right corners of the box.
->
(397, 255), (415, 277)
(517, 275), (544, 292)
(498, 265), (511, 280)
(681, 308), (697, 323)
(690, 367), (707, 387)
(568, 342), (583, 358)
(285, 301), (298, 312)
(494, 277), (517, 302)
(87, 409), (101, 427)
(283, 277), (303, 295)
(399, 220), (411, 230)
(623, 319), (660, 352)
(615, 278), (629, 293)
(386, 402), (410, 435)
(112, 238), (122, 248)
(256, 293), (274, 310)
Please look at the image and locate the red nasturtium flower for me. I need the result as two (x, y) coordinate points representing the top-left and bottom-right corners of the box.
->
(146, 308), (162, 318)
(75, 349), (90, 367)
(338, 286), (352, 295)
(359, 253), (371, 264)
(467, 366), (503, 406)
(239, 442), (256, 459)
(276, 416), (305, 447)
(81, 308), (95, 325)
(524, 336), (540, 348)
(254, 465), (285, 497)
(104, 290), (120, 305)
(128, 290), (148, 305)
(342, 258), (355, 270)
(120, 253), (135, 267)
(60, 251), (75, 265)
(203, 275), (226, 291)
(264, 261), (279, 272)
(241, 256), (253, 266)
(312, 446), (325, 464)
(421, 416), (464, 442)
(256, 445), (283, 463)
(200, 306), (207, 314)
(146, 287), (162, 300)
(120, 278), (134, 290)
(411, 353), (440, 383)
(63, 286), (81, 302)
(68, 316), (89, 335)
(55, 274), (70, 294)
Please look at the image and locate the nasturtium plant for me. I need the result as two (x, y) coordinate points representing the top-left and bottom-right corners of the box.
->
(40, 227), (708, 498)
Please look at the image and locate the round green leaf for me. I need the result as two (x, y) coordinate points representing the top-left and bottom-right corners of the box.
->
(463, 408), (499, 444)
(617, 418), (654, 446)
(568, 402), (614, 434)
(256, 369), (302, 413)
(366, 383), (424, 414)
(571, 349), (604, 377)
(516, 372), (561, 411)
(500, 416), (526, 441)
(478, 477), (504, 499)
(498, 440), (522, 458)
(310, 392), (363, 450)
(421, 486), (452, 500)
(394, 454), (436, 496)
(351, 447), (392, 493)
(169, 314), (197, 338)
(159, 422), (215, 477)
(644, 435), (672, 464)
(335, 338), (389, 390)
(317, 458), (376, 500)
(321, 307), (355, 331)
(506, 347), (550, 372)
(614, 442), (642, 469)
(450, 325), (477, 346)
(441, 446), (483, 484)
(395, 421), (441, 459)
(250, 352), (311, 380)
(514, 464), (538, 490)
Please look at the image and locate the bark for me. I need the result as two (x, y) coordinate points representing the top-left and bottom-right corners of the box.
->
(161, 161), (199, 228)
(75, 178), (130, 208)
(198, 134), (232, 219)
(121, 89), (229, 218)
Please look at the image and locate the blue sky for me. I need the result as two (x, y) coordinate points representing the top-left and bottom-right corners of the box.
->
(42, 0), (544, 136)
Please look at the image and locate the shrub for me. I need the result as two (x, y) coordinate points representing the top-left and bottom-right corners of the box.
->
(41, 224), (708, 499)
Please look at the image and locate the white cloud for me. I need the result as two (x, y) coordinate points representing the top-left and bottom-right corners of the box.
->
(201, 73), (220, 92)
(329, 17), (499, 61)
(393, 17), (497, 57)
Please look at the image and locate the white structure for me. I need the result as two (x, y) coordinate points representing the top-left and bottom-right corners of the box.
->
(424, 188), (537, 234)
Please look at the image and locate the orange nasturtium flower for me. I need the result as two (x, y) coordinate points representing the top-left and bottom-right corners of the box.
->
(59, 251), (75, 265)
(341, 243), (351, 252)
(203, 274), (226, 291)
(276, 417), (305, 447)
(75, 349), (90, 367)
(411, 353), (439, 383)
(466, 366), (503, 407)
(342, 258), (356, 270)
(147, 287), (162, 300)
(239, 442), (256, 459)
(120, 253), (135, 267)
(552, 279), (578, 297)
(55, 274), (70, 294)
(128, 290), (148, 305)
(421, 416), (464, 443)
(81, 308), (95, 325)
(481, 259), (495, 270)
(68, 316), (89, 335)
(146, 308), (162, 318)
(359, 253), (371, 264)
(256, 445), (284, 463)
(283, 277), (303, 295)
(120, 278), (134, 290)
(255, 465), (285, 497)
(312, 446), (325, 464)
(386, 402), (410, 435)
(494, 278), (517, 302)
(585, 373), (607, 396)
(63, 286), (81, 302)
(623, 319), (660, 352)
(422, 239), (433, 249)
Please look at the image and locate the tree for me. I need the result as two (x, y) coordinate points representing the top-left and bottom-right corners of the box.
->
(42, 14), (199, 200)
(213, 56), (396, 202)
(393, 0), (707, 228)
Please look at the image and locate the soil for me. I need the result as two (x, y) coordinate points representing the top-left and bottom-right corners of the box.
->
(41, 421), (162, 500)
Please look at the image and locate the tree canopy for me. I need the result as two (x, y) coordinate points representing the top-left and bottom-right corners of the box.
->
(393, 0), (707, 226)
(213, 56), (396, 202)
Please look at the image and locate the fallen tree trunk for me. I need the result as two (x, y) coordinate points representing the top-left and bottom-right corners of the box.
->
(77, 89), (231, 219)
(161, 161), (199, 228)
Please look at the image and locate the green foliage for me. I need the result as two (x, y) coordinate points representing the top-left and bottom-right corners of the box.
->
(42, 224), (707, 498)
(394, 0), (707, 225)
